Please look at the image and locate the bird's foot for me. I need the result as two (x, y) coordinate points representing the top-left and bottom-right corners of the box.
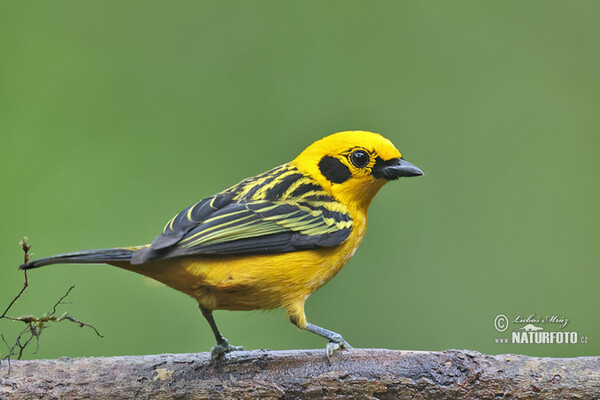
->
(210, 339), (245, 360)
(303, 322), (353, 359)
(325, 334), (353, 358)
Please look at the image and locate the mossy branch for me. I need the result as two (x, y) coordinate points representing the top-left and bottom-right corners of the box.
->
(0, 349), (599, 399)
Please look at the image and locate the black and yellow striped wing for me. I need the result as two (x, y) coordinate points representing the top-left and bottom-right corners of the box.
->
(131, 164), (353, 264)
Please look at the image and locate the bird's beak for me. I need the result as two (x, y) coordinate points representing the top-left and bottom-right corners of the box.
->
(373, 158), (424, 180)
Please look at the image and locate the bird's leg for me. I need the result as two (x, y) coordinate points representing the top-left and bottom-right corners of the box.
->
(199, 305), (244, 360)
(304, 322), (353, 356)
(289, 306), (352, 358)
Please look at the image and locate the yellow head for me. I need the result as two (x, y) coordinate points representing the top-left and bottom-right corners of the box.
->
(293, 131), (423, 210)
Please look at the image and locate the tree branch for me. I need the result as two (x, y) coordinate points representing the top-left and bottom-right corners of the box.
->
(1, 349), (598, 399)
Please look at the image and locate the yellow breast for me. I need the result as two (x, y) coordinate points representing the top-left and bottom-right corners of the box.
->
(126, 209), (367, 313)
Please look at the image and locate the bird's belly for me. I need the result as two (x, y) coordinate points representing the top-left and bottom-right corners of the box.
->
(130, 236), (362, 312)
(187, 248), (353, 311)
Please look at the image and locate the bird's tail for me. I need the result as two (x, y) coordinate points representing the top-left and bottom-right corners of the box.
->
(19, 246), (144, 270)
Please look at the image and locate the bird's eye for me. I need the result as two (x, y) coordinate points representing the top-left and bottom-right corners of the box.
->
(349, 150), (370, 168)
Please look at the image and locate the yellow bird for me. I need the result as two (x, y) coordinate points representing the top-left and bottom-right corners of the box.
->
(20, 130), (423, 358)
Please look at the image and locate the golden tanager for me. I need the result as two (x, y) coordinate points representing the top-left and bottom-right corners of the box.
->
(20, 130), (423, 358)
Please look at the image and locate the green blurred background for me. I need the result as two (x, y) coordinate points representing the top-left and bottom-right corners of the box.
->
(1, 1), (598, 360)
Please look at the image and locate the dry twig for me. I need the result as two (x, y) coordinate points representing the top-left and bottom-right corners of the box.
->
(0, 238), (103, 375)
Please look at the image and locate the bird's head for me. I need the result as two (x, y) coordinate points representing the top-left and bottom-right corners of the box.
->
(293, 131), (423, 210)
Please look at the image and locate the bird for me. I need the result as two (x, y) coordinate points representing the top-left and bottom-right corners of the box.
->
(20, 130), (423, 359)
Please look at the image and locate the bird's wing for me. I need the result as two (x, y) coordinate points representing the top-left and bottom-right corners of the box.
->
(131, 192), (353, 264)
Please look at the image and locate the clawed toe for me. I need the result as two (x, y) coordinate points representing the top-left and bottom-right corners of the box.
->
(210, 339), (245, 360)
(325, 338), (352, 357)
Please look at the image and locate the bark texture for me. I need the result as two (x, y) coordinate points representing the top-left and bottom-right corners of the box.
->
(1, 349), (599, 399)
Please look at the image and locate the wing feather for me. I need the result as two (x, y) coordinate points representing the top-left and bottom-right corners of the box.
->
(131, 163), (352, 264)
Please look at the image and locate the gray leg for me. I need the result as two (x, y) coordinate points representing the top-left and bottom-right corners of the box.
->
(199, 305), (244, 360)
(291, 317), (353, 357)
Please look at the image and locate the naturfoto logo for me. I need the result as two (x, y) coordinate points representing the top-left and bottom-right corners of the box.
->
(493, 313), (589, 345)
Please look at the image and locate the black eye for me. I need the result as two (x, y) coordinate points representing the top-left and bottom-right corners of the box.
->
(349, 150), (370, 168)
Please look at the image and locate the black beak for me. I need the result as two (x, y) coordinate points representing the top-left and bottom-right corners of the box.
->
(373, 158), (424, 180)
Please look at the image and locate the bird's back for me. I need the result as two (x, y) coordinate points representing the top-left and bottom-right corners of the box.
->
(122, 161), (366, 312)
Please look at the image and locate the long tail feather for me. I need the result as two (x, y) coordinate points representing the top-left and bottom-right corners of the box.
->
(19, 247), (141, 270)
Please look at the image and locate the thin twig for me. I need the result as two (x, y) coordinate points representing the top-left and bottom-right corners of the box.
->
(51, 285), (75, 316)
(63, 316), (104, 338)
(1, 238), (103, 376)
(0, 238), (30, 319)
